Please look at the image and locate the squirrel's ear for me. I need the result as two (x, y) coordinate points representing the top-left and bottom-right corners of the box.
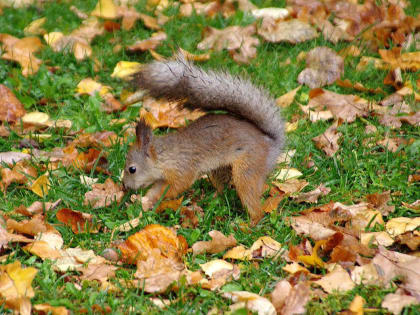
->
(135, 118), (152, 149)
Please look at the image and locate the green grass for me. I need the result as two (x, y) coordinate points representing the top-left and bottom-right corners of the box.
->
(1, 0), (420, 314)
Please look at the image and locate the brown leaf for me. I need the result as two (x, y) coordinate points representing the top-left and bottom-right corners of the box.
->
(337, 79), (384, 94)
(83, 178), (124, 209)
(7, 214), (57, 237)
(293, 184), (331, 203)
(126, 32), (167, 52)
(271, 280), (311, 315)
(258, 19), (318, 43)
(0, 84), (26, 123)
(298, 47), (344, 88)
(33, 304), (70, 315)
(272, 178), (308, 195)
(141, 96), (205, 129)
(56, 208), (98, 234)
(312, 124), (342, 156)
(0, 34), (43, 76)
(315, 19), (353, 44)
(366, 191), (395, 216)
(118, 224), (187, 264)
(314, 264), (355, 293)
(262, 195), (284, 213)
(0, 225), (33, 250)
(397, 232), (420, 251)
(306, 88), (369, 123)
(0, 160), (37, 192)
(197, 24), (259, 64)
(192, 230), (237, 255)
(78, 263), (117, 283)
(382, 290), (418, 315)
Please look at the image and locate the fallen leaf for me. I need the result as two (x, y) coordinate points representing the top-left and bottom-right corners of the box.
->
(118, 224), (187, 264)
(111, 61), (142, 80)
(351, 262), (381, 286)
(297, 47), (344, 88)
(251, 7), (290, 20)
(366, 191), (395, 216)
(348, 295), (365, 315)
(386, 217), (420, 237)
(305, 88), (369, 123)
(276, 86), (301, 108)
(23, 17), (46, 36)
(315, 264), (355, 293)
(126, 31), (167, 52)
(272, 178), (308, 195)
(297, 239), (326, 268)
(337, 79), (384, 94)
(293, 184), (331, 203)
(258, 19), (318, 44)
(271, 280), (311, 315)
(56, 208), (98, 234)
(275, 168), (303, 181)
(0, 84), (26, 123)
(141, 96), (205, 129)
(33, 304), (70, 315)
(315, 19), (353, 44)
(0, 160), (37, 192)
(7, 214), (57, 237)
(91, 0), (118, 19)
(360, 232), (394, 247)
(78, 263), (117, 283)
(0, 152), (30, 165)
(0, 261), (37, 315)
(262, 195), (284, 213)
(197, 24), (259, 64)
(223, 291), (276, 315)
(312, 124), (342, 156)
(382, 290), (418, 315)
(30, 173), (49, 197)
(0, 34), (43, 76)
(192, 230), (237, 255)
(84, 178), (124, 209)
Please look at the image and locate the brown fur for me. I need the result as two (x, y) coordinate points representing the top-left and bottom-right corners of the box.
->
(123, 56), (284, 226)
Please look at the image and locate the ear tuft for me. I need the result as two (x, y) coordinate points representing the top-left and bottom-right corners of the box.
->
(136, 118), (152, 148)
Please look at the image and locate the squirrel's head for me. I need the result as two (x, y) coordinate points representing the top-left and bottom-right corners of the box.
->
(123, 119), (162, 190)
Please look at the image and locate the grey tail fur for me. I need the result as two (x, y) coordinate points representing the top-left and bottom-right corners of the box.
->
(134, 54), (284, 147)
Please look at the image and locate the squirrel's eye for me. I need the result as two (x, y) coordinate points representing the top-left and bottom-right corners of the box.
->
(128, 166), (136, 174)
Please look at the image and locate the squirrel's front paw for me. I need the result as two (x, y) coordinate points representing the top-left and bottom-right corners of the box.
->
(141, 196), (154, 211)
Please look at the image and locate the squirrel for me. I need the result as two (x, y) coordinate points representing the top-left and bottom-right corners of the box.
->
(123, 54), (284, 226)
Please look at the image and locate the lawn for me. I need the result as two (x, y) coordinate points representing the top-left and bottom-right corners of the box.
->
(0, 0), (419, 314)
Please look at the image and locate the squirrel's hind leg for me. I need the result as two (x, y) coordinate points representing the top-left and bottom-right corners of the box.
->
(232, 159), (268, 226)
(209, 166), (232, 194)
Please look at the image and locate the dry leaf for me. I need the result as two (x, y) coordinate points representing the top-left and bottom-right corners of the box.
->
(0, 160), (37, 192)
(33, 304), (70, 315)
(0, 84), (26, 123)
(271, 280), (311, 315)
(30, 173), (49, 197)
(315, 264), (355, 293)
(111, 61), (142, 80)
(192, 230), (237, 255)
(298, 47), (344, 88)
(91, 0), (118, 19)
(251, 7), (290, 20)
(272, 178), (308, 195)
(78, 263), (117, 283)
(23, 17), (46, 36)
(366, 191), (395, 216)
(118, 224), (187, 264)
(83, 178), (124, 208)
(197, 25), (259, 64)
(0, 152), (30, 165)
(0, 34), (43, 76)
(141, 96), (205, 129)
(223, 291), (276, 315)
(315, 19), (352, 44)
(56, 208), (98, 234)
(382, 290), (418, 315)
(386, 217), (420, 237)
(297, 239), (326, 268)
(312, 124), (342, 156)
(275, 168), (303, 181)
(126, 31), (167, 52)
(276, 86), (301, 108)
(397, 232), (420, 251)
(360, 232), (394, 247)
(262, 195), (283, 213)
(258, 19), (318, 44)
(351, 262), (381, 286)
(306, 88), (369, 123)
(0, 261), (37, 315)
(293, 184), (331, 203)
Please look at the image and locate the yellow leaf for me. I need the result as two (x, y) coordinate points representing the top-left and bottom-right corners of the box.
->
(111, 61), (143, 80)
(386, 217), (420, 237)
(297, 239), (326, 268)
(21, 111), (50, 126)
(349, 295), (365, 315)
(24, 17), (47, 36)
(286, 121), (298, 132)
(0, 261), (38, 300)
(76, 78), (111, 96)
(91, 0), (118, 19)
(31, 173), (49, 197)
(275, 168), (302, 181)
(276, 86), (301, 108)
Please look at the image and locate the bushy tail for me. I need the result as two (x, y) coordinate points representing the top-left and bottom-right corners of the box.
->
(134, 54), (284, 147)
